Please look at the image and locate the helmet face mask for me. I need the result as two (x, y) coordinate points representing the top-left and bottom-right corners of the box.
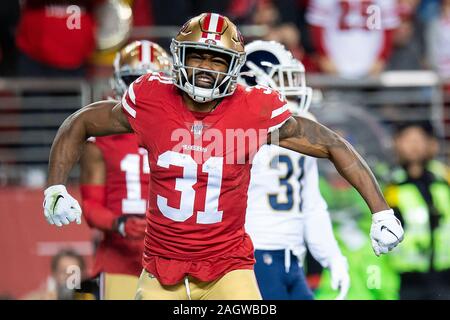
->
(112, 40), (172, 97)
(239, 40), (313, 114)
(271, 62), (313, 113)
(171, 13), (246, 103)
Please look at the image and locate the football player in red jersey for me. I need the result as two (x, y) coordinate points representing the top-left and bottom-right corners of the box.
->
(79, 40), (171, 299)
(43, 13), (404, 300)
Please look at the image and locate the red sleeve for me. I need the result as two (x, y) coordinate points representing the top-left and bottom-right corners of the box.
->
(80, 184), (116, 231)
(121, 75), (145, 125)
(248, 86), (292, 133)
(120, 73), (151, 145)
(378, 29), (394, 61)
(121, 73), (173, 147)
(266, 103), (292, 133)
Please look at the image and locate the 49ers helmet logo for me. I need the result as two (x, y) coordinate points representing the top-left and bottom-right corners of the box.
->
(204, 39), (217, 45)
(200, 13), (227, 41)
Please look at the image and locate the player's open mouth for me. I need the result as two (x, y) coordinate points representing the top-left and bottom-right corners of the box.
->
(195, 73), (215, 87)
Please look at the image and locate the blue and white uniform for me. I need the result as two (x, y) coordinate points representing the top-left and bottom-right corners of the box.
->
(241, 40), (349, 300)
(246, 144), (346, 299)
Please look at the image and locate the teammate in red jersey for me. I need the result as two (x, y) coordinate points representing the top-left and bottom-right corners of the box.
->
(79, 40), (171, 299)
(43, 13), (404, 300)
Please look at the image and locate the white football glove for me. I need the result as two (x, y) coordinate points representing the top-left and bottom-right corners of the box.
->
(329, 255), (350, 300)
(370, 209), (404, 256)
(43, 185), (82, 227)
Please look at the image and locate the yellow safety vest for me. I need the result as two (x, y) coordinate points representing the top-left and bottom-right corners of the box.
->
(385, 180), (450, 273)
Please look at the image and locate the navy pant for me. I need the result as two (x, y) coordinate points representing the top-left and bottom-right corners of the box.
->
(254, 249), (314, 300)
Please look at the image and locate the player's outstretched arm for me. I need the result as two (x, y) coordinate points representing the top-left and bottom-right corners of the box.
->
(44, 101), (132, 227)
(276, 116), (404, 256)
(48, 101), (131, 186)
(277, 116), (384, 212)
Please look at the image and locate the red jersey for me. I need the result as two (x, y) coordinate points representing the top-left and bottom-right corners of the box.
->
(89, 133), (150, 277)
(122, 73), (291, 285)
(16, 2), (96, 69)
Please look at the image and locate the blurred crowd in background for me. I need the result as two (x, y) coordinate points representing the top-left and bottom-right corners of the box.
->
(0, 0), (450, 77)
(0, 0), (449, 300)
(1, 0), (450, 78)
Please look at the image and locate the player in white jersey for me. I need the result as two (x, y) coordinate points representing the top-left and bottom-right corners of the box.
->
(306, 0), (399, 78)
(240, 40), (350, 300)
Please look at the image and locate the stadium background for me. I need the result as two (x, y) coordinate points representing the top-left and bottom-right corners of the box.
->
(0, 0), (448, 299)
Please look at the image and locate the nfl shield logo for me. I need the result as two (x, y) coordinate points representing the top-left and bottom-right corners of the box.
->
(191, 121), (204, 136)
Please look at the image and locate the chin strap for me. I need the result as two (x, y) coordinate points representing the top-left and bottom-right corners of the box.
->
(179, 66), (233, 102)
(183, 81), (219, 103)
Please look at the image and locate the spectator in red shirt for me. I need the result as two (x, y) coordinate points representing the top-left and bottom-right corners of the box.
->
(15, 0), (98, 77)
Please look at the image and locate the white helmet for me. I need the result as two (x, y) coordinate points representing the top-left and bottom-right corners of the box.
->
(239, 40), (313, 114)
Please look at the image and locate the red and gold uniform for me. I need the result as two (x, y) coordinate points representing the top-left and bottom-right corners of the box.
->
(122, 72), (291, 299)
(80, 40), (171, 299)
(81, 134), (149, 299)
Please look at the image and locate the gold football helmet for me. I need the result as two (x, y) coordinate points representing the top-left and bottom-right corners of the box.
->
(112, 40), (172, 96)
(170, 13), (246, 103)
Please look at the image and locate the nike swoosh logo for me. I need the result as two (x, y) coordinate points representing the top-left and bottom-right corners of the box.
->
(381, 225), (399, 241)
(52, 195), (64, 213)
